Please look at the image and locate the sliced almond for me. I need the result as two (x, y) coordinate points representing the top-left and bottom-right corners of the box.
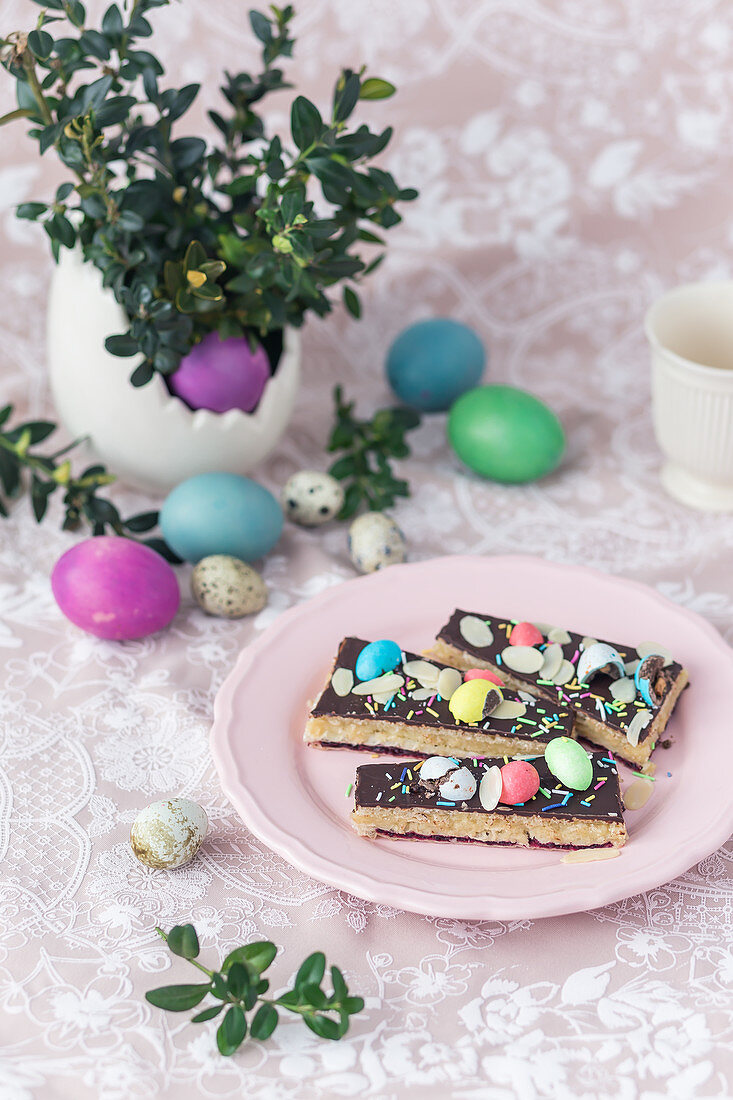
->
(479, 765), (502, 812)
(489, 699), (527, 720)
(459, 615), (493, 649)
(624, 658), (640, 676)
(331, 667), (354, 697)
(610, 677), (636, 704)
(580, 636), (598, 651)
(539, 642), (563, 681)
(561, 848), (621, 864)
(352, 673), (404, 696)
(637, 641), (673, 667)
(436, 666), (462, 701)
(402, 659), (439, 687)
(548, 626), (572, 645)
(625, 708), (652, 747)
(552, 660), (576, 686)
(410, 687), (435, 701)
(623, 777), (654, 811)
(500, 645), (545, 674)
(533, 622), (554, 635)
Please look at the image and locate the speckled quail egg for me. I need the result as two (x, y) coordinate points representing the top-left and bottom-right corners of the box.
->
(191, 555), (267, 618)
(282, 470), (345, 527)
(130, 798), (208, 869)
(348, 512), (406, 574)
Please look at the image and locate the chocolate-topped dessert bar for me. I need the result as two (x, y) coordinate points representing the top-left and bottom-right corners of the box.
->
(351, 751), (627, 850)
(305, 637), (575, 759)
(426, 611), (689, 767)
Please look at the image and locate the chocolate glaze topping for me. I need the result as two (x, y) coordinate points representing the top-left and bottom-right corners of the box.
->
(437, 610), (686, 746)
(311, 637), (574, 743)
(354, 753), (624, 822)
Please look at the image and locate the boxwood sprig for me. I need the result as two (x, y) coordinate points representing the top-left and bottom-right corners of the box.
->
(327, 385), (421, 518)
(0, 403), (176, 558)
(146, 924), (365, 1056)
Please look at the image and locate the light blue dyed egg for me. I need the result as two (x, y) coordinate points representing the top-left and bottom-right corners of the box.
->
(355, 639), (402, 681)
(386, 318), (486, 412)
(634, 654), (664, 707)
(160, 473), (283, 564)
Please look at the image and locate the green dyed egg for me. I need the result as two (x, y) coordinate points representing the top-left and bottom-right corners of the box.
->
(447, 384), (565, 483)
(544, 737), (593, 791)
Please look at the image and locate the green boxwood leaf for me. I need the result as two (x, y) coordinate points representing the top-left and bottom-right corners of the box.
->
(145, 984), (211, 1012)
(28, 29), (54, 59)
(249, 10), (273, 43)
(343, 286), (361, 319)
(102, 3), (124, 36)
(191, 1004), (223, 1024)
(16, 202), (47, 220)
(226, 962), (250, 1000)
(295, 952), (325, 991)
(250, 1003), (278, 1040)
(334, 72), (360, 122)
(217, 1005), (247, 1056)
(303, 1014), (341, 1040)
(222, 941), (277, 975)
(105, 334), (139, 357)
(291, 96), (323, 151)
(167, 925), (200, 960)
(359, 77), (396, 100)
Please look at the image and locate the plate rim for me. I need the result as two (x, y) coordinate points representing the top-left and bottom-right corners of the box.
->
(210, 554), (733, 920)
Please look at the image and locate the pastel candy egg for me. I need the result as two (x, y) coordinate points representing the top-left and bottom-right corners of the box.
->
(438, 766), (477, 802)
(577, 642), (626, 685)
(191, 555), (267, 618)
(447, 384), (565, 483)
(355, 639), (402, 681)
(449, 678), (501, 724)
(160, 473), (283, 563)
(509, 621), (544, 647)
(51, 536), (180, 640)
(386, 318), (486, 412)
(464, 668), (504, 686)
(168, 333), (270, 414)
(544, 736), (593, 792)
(420, 756), (456, 781)
(282, 470), (344, 527)
(130, 798), (208, 869)
(348, 512), (406, 574)
(499, 760), (541, 805)
(634, 653), (666, 707)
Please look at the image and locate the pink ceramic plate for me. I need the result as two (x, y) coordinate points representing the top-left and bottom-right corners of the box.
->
(210, 555), (733, 920)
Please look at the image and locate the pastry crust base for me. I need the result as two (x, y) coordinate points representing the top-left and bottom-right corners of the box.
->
(425, 639), (688, 767)
(351, 805), (627, 849)
(305, 714), (556, 759)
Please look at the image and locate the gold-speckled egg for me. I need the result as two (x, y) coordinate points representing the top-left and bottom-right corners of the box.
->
(191, 555), (267, 618)
(130, 798), (208, 869)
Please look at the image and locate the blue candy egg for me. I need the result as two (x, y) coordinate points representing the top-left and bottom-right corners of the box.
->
(634, 654), (664, 707)
(386, 318), (486, 412)
(355, 639), (402, 681)
(160, 473), (283, 564)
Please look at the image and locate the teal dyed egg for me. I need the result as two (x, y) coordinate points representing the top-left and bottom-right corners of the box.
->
(544, 736), (593, 792)
(448, 385), (564, 483)
(160, 473), (283, 563)
(355, 639), (402, 681)
(386, 318), (486, 412)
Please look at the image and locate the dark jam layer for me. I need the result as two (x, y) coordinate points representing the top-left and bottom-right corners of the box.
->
(311, 637), (573, 744)
(437, 610), (685, 746)
(354, 754), (623, 823)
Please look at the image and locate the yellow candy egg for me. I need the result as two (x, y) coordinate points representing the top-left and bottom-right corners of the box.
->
(449, 678), (503, 724)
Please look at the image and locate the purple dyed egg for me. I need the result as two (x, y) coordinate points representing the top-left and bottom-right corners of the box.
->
(51, 536), (180, 640)
(168, 333), (270, 414)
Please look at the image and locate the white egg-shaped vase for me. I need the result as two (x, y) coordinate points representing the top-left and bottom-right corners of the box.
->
(47, 248), (301, 493)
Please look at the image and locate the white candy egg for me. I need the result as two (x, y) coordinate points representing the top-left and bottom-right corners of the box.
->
(348, 512), (406, 574)
(577, 642), (625, 684)
(130, 798), (208, 869)
(191, 555), (267, 618)
(438, 766), (477, 802)
(420, 756), (456, 780)
(282, 470), (344, 527)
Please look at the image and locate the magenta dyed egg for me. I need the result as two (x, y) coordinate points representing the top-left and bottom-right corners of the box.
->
(51, 536), (180, 640)
(168, 333), (270, 414)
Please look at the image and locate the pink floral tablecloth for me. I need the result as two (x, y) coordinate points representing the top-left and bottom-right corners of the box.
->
(1, 1), (732, 1096)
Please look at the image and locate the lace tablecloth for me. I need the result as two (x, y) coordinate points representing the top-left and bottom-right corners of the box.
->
(1, 1), (732, 1096)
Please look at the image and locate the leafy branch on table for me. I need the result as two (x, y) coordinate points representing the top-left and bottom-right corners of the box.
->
(146, 924), (365, 1056)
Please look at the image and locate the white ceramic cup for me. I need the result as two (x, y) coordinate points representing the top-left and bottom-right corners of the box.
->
(645, 280), (733, 510)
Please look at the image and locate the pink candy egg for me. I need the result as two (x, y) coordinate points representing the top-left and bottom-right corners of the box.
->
(464, 668), (504, 686)
(168, 333), (270, 414)
(499, 760), (540, 805)
(509, 621), (543, 647)
(51, 536), (180, 640)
